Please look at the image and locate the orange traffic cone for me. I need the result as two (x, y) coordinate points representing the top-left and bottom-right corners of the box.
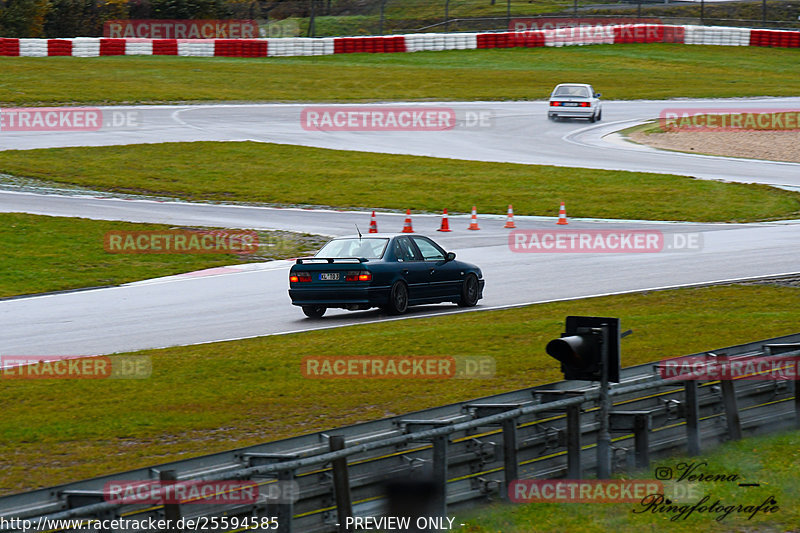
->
(504, 204), (516, 228)
(368, 211), (378, 233)
(468, 206), (480, 230)
(556, 201), (568, 225)
(401, 209), (414, 233)
(437, 208), (452, 232)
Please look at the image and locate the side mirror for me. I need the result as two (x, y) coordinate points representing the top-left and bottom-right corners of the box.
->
(445, 252), (456, 262)
(595, 93), (601, 98)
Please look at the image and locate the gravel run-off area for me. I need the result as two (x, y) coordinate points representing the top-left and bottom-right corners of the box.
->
(629, 130), (800, 164)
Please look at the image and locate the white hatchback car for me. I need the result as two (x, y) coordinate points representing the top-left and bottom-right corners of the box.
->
(548, 83), (602, 122)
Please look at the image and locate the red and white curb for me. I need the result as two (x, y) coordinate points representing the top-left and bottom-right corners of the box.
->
(1, 25), (798, 58)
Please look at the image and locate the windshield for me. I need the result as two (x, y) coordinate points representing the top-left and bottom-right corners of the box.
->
(316, 238), (389, 259)
(553, 85), (590, 98)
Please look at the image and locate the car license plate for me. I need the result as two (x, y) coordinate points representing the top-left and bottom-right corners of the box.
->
(563, 102), (579, 107)
(319, 273), (339, 281)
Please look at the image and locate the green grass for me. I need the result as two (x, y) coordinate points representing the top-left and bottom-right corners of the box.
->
(457, 429), (800, 532)
(0, 283), (798, 494)
(1, 141), (798, 222)
(0, 213), (327, 298)
(1, 45), (799, 106)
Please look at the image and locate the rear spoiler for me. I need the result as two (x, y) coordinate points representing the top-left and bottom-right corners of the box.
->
(295, 257), (369, 264)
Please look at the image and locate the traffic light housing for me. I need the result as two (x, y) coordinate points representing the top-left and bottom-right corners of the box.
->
(546, 316), (621, 383)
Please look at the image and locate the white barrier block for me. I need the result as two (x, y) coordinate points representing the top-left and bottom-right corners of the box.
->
(18, 38), (48, 57)
(71, 37), (100, 57)
(403, 34), (424, 52)
(177, 40), (215, 56)
(738, 28), (752, 46)
(684, 25), (703, 45)
(319, 37), (335, 55)
(267, 38), (286, 57)
(124, 38), (153, 55)
(463, 33), (478, 49)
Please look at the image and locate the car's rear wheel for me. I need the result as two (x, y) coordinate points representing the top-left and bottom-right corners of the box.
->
(596, 109), (602, 121)
(385, 281), (409, 315)
(302, 305), (326, 318)
(588, 112), (596, 123)
(458, 274), (480, 307)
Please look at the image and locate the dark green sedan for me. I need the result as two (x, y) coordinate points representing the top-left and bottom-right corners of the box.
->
(288, 233), (485, 318)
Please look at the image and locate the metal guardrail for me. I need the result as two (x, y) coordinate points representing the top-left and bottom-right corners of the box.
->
(1, 333), (799, 532)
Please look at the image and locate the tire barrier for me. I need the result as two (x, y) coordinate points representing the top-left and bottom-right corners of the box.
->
(1, 25), (799, 58)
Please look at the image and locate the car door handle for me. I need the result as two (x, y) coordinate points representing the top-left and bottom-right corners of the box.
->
(429, 269), (435, 275)
(402, 269), (409, 275)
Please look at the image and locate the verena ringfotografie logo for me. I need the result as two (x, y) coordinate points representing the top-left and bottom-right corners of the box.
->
(0, 108), (140, 132)
(104, 19), (259, 39)
(1, 355), (150, 379)
(660, 108), (800, 131)
(509, 229), (702, 253)
(302, 356), (495, 379)
(301, 107), (461, 131)
(660, 355), (800, 381)
(102, 480), (298, 504)
(104, 230), (258, 254)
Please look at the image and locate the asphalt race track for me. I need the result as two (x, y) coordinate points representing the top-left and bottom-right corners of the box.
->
(2, 99), (800, 188)
(1, 99), (799, 355)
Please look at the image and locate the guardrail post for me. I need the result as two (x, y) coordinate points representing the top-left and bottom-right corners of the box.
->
(596, 324), (612, 479)
(765, 344), (800, 429)
(159, 470), (182, 530)
(633, 414), (650, 469)
(566, 405), (581, 479)
(684, 381), (701, 455)
(432, 435), (449, 516)
(272, 469), (295, 533)
(795, 364), (800, 430)
(502, 419), (518, 499)
(720, 379), (742, 441)
(329, 436), (353, 533)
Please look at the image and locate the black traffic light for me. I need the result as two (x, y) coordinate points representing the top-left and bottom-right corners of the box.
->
(546, 316), (621, 383)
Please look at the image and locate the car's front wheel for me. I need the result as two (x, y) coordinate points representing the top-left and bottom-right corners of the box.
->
(385, 281), (409, 315)
(302, 305), (326, 318)
(458, 274), (480, 307)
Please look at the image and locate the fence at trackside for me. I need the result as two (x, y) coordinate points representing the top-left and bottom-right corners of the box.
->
(1, 24), (799, 58)
(0, 333), (799, 533)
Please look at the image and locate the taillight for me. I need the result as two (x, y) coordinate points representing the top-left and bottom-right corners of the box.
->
(550, 101), (561, 106)
(290, 272), (312, 283)
(580, 102), (591, 107)
(345, 271), (372, 282)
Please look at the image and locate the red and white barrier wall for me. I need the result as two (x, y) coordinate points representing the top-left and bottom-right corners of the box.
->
(1, 25), (799, 57)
